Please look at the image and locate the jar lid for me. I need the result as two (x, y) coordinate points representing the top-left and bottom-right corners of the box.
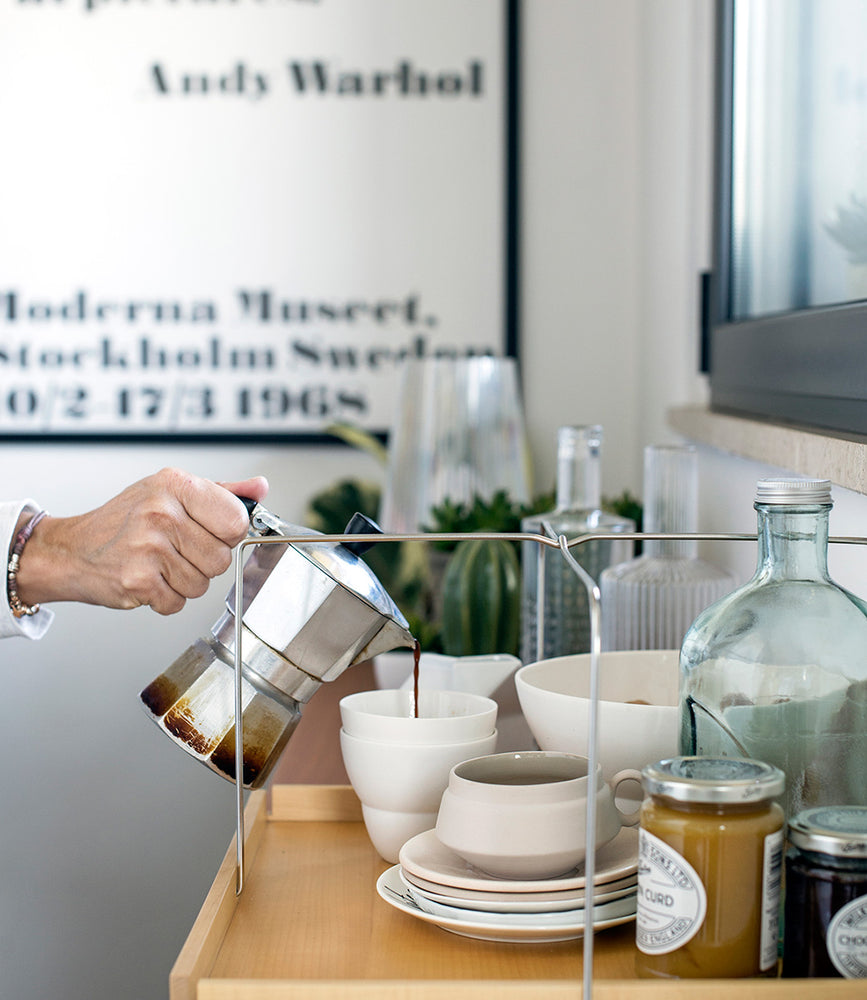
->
(754, 478), (832, 505)
(641, 756), (785, 804)
(788, 806), (867, 858)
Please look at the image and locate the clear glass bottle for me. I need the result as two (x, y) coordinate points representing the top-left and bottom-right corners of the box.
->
(520, 425), (634, 663)
(600, 445), (735, 651)
(680, 478), (867, 818)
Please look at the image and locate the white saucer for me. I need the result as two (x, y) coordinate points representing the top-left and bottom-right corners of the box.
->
(398, 825), (639, 895)
(406, 882), (637, 926)
(377, 866), (636, 943)
(398, 867), (636, 913)
(398, 866), (596, 905)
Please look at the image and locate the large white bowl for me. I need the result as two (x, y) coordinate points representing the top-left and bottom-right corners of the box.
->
(515, 651), (680, 783)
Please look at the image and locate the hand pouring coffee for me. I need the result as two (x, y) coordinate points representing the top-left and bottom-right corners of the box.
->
(139, 501), (416, 789)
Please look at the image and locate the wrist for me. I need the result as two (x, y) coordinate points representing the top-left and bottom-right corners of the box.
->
(15, 513), (94, 606)
(7, 510), (48, 617)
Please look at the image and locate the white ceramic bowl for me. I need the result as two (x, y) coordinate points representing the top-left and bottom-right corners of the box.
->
(339, 728), (498, 812)
(340, 727), (498, 862)
(515, 651), (680, 782)
(359, 805), (441, 865)
(339, 689), (498, 744)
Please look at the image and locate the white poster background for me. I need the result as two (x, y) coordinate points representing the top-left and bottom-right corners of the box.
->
(0, 0), (508, 436)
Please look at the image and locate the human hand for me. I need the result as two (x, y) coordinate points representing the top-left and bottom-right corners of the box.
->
(15, 468), (269, 615)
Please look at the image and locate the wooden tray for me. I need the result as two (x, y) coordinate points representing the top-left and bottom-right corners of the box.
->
(171, 785), (863, 999)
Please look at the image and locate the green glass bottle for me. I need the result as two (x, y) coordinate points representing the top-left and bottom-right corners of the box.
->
(680, 478), (867, 817)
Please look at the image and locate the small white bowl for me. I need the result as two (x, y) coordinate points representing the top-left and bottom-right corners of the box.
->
(515, 651), (680, 782)
(339, 689), (498, 745)
(360, 805), (440, 865)
(340, 726), (498, 863)
(339, 727), (498, 813)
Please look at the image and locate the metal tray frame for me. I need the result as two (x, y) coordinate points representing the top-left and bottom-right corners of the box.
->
(230, 527), (867, 997)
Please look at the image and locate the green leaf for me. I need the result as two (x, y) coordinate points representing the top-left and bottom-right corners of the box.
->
(324, 422), (389, 465)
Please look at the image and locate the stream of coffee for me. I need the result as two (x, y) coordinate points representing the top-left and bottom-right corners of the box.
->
(412, 639), (421, 718)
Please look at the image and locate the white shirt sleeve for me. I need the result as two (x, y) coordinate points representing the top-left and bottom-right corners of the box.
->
(0, 500), (55, 640)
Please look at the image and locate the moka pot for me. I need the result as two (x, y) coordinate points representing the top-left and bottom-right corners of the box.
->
(139, 503), (415, 788)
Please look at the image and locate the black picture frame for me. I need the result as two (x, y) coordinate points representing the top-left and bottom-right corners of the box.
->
(705, 0), (867, 436)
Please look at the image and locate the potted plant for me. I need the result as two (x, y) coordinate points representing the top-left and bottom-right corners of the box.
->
(305, 423), (642, 657)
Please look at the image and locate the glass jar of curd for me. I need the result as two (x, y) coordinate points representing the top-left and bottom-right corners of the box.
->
(636, 756), (785, 979)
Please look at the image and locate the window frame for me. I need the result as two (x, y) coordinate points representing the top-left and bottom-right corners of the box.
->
(706, 0), (867, 436)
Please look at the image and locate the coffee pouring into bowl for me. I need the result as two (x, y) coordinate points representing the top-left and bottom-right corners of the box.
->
(139, 500), (416, 788)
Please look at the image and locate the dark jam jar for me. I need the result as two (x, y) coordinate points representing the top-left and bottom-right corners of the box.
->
(783, 806), (867, 979)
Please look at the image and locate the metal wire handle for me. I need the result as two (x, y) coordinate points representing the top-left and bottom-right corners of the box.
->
(232, 528), (867, 997)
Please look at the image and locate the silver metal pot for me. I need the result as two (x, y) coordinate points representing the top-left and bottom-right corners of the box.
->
(140, 503), (415, 788)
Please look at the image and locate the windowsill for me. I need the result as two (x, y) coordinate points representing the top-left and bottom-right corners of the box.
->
(668, 405), (867, 497)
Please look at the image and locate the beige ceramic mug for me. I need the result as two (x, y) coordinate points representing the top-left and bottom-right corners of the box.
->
(435, 750), (640, 879)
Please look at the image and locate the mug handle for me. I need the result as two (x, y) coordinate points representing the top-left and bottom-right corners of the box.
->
(609, 768), (643, 827)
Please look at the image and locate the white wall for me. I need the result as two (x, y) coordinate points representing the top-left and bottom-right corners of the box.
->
(0, 442), (381, 1000)
(6, 3), (867, 999)
(521, 1), (643, 494)
(521, 0), (714, 496)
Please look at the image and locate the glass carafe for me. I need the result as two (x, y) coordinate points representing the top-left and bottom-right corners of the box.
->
(680, 478), (867, 817)
(520, 425), (633, 662)
(600, 445), (734, 651)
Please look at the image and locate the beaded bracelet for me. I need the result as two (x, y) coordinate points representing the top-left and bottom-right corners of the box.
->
(7, 509), (48, 619)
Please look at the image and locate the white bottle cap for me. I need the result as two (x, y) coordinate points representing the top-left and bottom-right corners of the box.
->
(754, 478), (832, 505)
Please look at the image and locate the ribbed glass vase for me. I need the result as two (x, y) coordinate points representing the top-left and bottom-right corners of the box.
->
(600, 445), (734, 652)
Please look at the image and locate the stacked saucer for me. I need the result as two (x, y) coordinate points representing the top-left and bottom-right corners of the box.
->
(375, 826), (638, 943)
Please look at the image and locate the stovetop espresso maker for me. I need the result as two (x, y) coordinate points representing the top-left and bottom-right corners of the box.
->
(140, 501), (415, 788)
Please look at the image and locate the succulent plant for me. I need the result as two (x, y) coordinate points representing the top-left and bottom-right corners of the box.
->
(440, 537), (521, 656)
(308, 423), (643, 653)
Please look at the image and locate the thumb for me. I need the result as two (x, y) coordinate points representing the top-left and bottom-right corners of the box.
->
(218, 476), (270, 505)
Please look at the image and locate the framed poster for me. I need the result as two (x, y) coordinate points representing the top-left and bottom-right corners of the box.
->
(0, 0), (518, 441)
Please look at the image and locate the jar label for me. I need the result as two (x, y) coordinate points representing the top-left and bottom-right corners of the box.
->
(636, 828), (707, 955)
(760, 828), (784, 971)
(827, 894), (867, 978)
